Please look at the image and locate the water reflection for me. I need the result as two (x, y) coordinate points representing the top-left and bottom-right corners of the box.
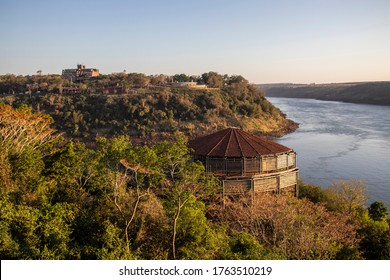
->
(268, 97), (390, 207)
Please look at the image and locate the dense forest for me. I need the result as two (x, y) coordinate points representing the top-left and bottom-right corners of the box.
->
(1, 104), (389, 260)
(0, 72), (297, 143)
(1, 72), (389, 260)
(260, 82), (390, 106)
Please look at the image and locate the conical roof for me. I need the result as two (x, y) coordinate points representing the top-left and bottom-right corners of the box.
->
(189, 128), (292, 157)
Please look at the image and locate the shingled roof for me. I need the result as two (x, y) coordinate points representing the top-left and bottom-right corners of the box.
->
(188, 128), (292, 157)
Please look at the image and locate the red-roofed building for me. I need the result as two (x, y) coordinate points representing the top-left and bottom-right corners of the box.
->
(62, 64), (99, 82)
(189, 128), (299, 197)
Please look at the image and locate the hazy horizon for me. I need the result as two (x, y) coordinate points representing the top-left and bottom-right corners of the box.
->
(1, 0), (389, 84)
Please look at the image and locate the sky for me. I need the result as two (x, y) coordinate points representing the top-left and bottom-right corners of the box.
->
(1, 0), (389, 84)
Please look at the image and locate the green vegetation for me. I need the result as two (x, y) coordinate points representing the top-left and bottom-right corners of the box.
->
(261, 82), (390, 106)
(299, 180), (390, 259)
(0, 72), (297, 143)
(1, 104), (389, 260)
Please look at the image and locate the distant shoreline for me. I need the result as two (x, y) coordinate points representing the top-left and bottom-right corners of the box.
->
(258, 81), (390, 106)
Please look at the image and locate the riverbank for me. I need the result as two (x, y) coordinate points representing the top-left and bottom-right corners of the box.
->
(260, 81), (390, 106)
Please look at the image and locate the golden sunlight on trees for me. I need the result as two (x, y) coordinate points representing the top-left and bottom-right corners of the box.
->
(213, 193), (360, 259)
(328, 179), (367, 214)
(0, 104), (57, 155)
(0, 105), (389, 260)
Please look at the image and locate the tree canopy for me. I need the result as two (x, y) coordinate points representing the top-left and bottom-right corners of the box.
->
(0, 75), (389, 260)
(1, 72), (297, 143)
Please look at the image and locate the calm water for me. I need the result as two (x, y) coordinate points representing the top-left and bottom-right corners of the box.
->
(268, 97), (390, 207)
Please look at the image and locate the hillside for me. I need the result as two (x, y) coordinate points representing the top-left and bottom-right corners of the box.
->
(259, 81), (390, 106)
(1, 90), (389, 261)
(0, 76), (297, 143)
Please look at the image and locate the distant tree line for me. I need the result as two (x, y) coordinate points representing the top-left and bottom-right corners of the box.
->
(262, 82), (390, 106)
(0, 74), (64, 95)
(0, 71), (255, 95)
(0, 73), (296, 143)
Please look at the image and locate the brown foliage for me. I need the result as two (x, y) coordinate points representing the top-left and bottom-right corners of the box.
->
(0, 104), (57, 155)
(212, 193), (360, 259)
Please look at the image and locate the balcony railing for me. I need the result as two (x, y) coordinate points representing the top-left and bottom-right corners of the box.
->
(222, 169), (299, 195)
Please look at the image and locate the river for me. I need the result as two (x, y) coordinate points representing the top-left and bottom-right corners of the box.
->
(268, 97), (390, 207)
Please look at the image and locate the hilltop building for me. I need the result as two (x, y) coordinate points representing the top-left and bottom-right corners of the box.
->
(62, 64), (99, 82)
(171, 81), (207, 89)
(189, 128), (299, 198)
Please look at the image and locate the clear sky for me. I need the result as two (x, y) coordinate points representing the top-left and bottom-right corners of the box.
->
(1, 0), (389, 84)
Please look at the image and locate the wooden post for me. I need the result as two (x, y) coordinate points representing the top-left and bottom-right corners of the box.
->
(222, 180), (226, 209)
(251, 178), (255, 205)
(294, 152), (297, 168)
(259, 156), (262, 174)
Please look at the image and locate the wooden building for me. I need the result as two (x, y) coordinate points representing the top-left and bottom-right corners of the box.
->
(188, 128), (299, 197)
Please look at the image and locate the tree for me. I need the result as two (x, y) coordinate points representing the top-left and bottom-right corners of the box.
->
(368, 201), (388, 221)
(216, 193), (360, 259)
(298, 180), (329, 203)
(154, 135), (192, 259)
(172, 74), (190, 82)
(128, 73), (150, 88)
(358, 211), (390, 260)
(0, 104), (60, 205)
(0, 105), (77, 259)
(174, 194), (224, 259)
(150, 74), (168, 86)
(228, 75), (248, 85)
(97, 137), (168, 256)
(96, 220), (136, 260)
(44, 140), (99, 203)
(328, 180), (367, 214)
(168, 161), (207, 259)
(0, 197), (78, 260)
(155, 134), (219, 259)
(220, 231), (274, 260)
(201, 72), (224, 88)
(0, 104), (57, 155)
(111, 156), (155, 254)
